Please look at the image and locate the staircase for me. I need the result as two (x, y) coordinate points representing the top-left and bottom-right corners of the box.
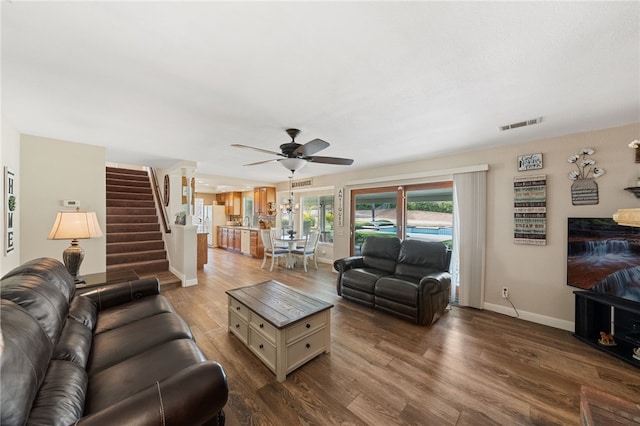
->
(106, 166), (180, 289)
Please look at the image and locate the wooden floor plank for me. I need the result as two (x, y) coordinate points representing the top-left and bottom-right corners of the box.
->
(161, 248), (640, 425)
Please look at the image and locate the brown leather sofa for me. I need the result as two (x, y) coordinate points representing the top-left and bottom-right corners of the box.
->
(0, 257), (228, 426)
(334, 236), (451, 325)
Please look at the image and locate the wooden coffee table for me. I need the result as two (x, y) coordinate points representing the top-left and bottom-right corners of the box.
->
(226, 280), (333, 382)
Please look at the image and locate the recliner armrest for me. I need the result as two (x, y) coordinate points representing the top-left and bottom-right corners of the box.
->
(79, 278), (161, 311)
(418, 272), (451, 294)
(333, 256), (365, 273)
(334, 257), (366, 295)
(74, 361), (228, 426)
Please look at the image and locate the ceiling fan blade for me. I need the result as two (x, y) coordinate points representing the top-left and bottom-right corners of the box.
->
(242, 159), (279, 166)
(306, 156), (354, 165)
(231, 144), (283, 157)
(292, 138), (330, 157)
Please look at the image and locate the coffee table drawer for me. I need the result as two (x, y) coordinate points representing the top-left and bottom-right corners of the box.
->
(286, 311), (326, 343)
(250, 314), (277, 343)
(249, 328), (276, 371)
(229, 310), (248, 344)
(287, 328), (326, 371)
(229, 297), (250, 321)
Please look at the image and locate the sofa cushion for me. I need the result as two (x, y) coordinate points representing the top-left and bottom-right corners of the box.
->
(361, 236), (401, 273)
(93, 295), (176, 334)
(27, 360), (87, 426)
(1, 257), (75, 303)
(375, 275), (420, 306)
(0, 300), (53, 426)
(53, 318), (93, 368)
(69, 295), (98, 330)
(86, 338), (207, 415)
(395, 240), (447, 279)
(1, 274), (69, 345)
(342, 268), (391, 294)
(88, 312), (194, 374)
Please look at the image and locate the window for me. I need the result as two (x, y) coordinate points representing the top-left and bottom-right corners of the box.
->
(301, 194), (334, 243)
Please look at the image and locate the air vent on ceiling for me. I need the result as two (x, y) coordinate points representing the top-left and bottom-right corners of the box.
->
(499, 117), (543, 132)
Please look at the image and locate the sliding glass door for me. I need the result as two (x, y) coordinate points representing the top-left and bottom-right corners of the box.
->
(350, 182), (453, 256)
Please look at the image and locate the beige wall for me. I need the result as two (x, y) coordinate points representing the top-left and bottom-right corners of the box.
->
(20, 134), (106, 275)
(1, 116), (21, 274)
(322, 123), (640, 329)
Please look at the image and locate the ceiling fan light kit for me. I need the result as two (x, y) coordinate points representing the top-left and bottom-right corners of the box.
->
(231, 128), (354, 172)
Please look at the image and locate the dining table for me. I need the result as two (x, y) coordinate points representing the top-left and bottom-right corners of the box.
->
(274, 236), (306, 269)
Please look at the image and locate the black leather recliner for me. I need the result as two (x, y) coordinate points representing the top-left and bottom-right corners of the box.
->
(334, 236), (451, 325)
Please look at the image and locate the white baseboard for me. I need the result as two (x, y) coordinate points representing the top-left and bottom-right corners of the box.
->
(483, 302), (574, 332)
(168, 266), (198, 287)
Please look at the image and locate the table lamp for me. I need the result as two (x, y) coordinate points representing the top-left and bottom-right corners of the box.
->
(48, 208), (103, 283)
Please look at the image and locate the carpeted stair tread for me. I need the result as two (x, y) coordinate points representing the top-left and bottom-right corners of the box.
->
(107, 240), (165, 254)
(107, 223), (160, 233)
(107, 231), (163, 243)
(107, 191), (154, 201)
(107, 207), (157, 216)
(107, 259), (169, 275)
(107, 199), (155, 208)
(107, 249), (167, 265)
(106, 178), (151, 188)
(107, 184), (153, 194)
(107, 214), (159, 224)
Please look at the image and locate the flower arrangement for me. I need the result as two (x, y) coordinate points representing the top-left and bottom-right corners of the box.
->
(567, 148), (605, 180)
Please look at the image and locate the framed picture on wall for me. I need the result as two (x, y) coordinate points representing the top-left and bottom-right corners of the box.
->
(5, 167), (16, 255)
(517, 153), (543, 171)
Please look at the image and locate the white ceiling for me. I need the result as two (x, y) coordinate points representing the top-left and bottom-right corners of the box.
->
(2, 1), (639, 193)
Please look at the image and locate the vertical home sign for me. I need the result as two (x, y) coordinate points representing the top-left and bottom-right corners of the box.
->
(337, 187), (344, 227)
(5, 167), (16, 255)
(514, 174), (547, 245)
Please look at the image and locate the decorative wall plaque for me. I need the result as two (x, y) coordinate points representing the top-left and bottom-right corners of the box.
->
(517, 153), (543, 171)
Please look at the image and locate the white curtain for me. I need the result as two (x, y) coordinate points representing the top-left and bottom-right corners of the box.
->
(451, 171), (487, 308)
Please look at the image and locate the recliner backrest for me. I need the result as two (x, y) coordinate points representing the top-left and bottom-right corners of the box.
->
(361, 236), (401, 273)
(395, 239), (448, 279)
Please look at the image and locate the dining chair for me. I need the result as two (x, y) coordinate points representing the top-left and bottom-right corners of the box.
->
(291, 230), (320, 272)
(260, 229), (288, 271)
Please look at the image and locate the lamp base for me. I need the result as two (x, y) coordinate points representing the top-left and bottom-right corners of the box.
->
(63, 239), (85, 281)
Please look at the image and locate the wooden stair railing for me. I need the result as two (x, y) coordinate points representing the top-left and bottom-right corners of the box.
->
(149, 167), (171, 234)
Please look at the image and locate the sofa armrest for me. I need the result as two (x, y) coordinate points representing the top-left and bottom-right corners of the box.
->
(417, 272), (452, 325)
(418, 272), (451, 294)
(333, 256), (365, 295)
(79, 278), (161, 311)
(75, 361), (228, 426)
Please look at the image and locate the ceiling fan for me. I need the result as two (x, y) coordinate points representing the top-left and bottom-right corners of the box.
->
(231, 128), (354, 172)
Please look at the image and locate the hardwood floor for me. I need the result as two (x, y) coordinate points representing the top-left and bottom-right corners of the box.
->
(163, 248), (640, 425)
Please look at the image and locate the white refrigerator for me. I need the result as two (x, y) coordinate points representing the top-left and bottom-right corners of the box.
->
(205, 204), (226, 247)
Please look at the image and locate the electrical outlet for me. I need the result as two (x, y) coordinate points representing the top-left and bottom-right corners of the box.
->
(502, 287), (508, 298)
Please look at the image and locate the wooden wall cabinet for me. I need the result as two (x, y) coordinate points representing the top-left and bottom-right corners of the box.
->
(253, 187), (276, 215)
(217, 192), (242, 216)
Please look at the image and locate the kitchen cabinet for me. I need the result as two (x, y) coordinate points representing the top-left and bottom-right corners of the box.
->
(218, 227), (264, 259)
(225, 192), (242, 216)
(250, 230), (264, 258)
(241, 229), (251, 255)
(232, 228), (241, 251)
(219, 227), (228, 249)
(253, 187), (276, 215)
(197, 233), (208, 269)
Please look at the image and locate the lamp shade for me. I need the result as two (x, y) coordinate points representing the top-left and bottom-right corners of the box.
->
(613, 208), (640, 227)
(48, 211), (103, 240)
(279, 158), (307, 172)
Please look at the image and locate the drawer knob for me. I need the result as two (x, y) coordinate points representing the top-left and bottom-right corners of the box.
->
(306, 343), (311, 349)
(259, 323), (264, 328)
(236, 306), (241, 311)
(306, 323), (311, 329)
(235, 324), (240, 328)
(259, 344), (264, 349)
